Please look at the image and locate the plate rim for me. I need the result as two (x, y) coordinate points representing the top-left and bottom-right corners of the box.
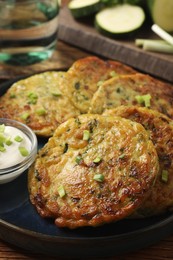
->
(1, 73), (173, 258)
(1, 212), (173, 241)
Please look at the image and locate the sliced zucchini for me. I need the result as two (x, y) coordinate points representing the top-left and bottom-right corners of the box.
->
(147, 0), (173, 32)
(100, 0), (122, 6)
(95, 4), (145, 38)
(68, 0), (103, 18)
(100, 0), (144, 6)
(123, 0), (144, 5)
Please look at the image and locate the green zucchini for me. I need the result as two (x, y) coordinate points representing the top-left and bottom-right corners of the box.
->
(123, 0), (144, 5)
(100, 0), (144, 6)
(147, 0), (173, 32)
(100, 0), (122, 6)
(68, 0), (103, 18)
(95, 4), (145, 38)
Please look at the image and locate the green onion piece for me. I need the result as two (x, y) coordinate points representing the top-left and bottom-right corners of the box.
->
(0, 133), (6, 144)
(10, 93), (16, 98)
(83, 130), (90, 141)
(119, 154), (125, 159)
(161, 170), (169, 183)
(151, 24), (173, 46)
(136, 26), (173, 54)
(93, 174), (104, 182)
(0, 124), (5, 133)
(5, 138), (13, 146)
(58, 185), (66, 198)
(97, 80), (104, 87)
(27, 92), (38, 104)
(0, 146), (6, 152)
(143, 40), (173, 54)
(14, 135), (23, 142)
(93, 157), (102, 163)
(27, 92), (38, 99)
(135, 95), (144, 104)
(135, 39), (166, 47)
(143, 94), (151, 107)
(36, 108), (46, 116)
(18, 147), (29, 157)
(75, 155), (82, 164)
(110, 71), (117, 77)
(21, 112), (30, 120)
(135, 94), (151, 108)
(51, 91), (62, 97)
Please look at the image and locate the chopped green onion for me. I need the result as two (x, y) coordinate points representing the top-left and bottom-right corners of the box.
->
(161, 170), (169, 183)
(58, 185), (66, 198)
(5, 138), (13, 146)
(21, 112), (30, 120)
(93, 157), (102, 163)
(27, 92), (38, 99)
(93, 174), (104, 182)
(135, 94), (151, 108)
(135, 38), (173, 54)
(110, 71), (117, 77)
(143, 41), (173, 54)
(27, 92), (38, 104)
(0, 133), (6, 144)
(97, 80), (104, 87)
(51, 91), (62, 97)
(36, 108), (46, 116)
(135, 39), (166, 47)
(119, 154), (125, 159)
(83, 130), (90, 141)
(14, 135), (23, 142)
(75, 155), (83, 164)
(10, 93), (16, 98)
(0, 124), (5, 133)
(18, 147), (29, 157)
(141, 40), (173, 54)
(0, 146), (6, 152)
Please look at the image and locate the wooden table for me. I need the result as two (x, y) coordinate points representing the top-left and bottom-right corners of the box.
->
(1, 40), (173, 260)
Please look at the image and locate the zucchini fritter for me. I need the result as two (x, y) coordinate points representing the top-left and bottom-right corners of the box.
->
(28, 114), (159, 228)
(89, 73), (173, 119)
(58, 56), (136, 113)
(104, 106), (173, 216)
(0, 71), (81, 137)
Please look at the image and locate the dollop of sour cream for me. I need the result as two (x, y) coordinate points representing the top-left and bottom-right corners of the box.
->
(0, 125), (32, 169)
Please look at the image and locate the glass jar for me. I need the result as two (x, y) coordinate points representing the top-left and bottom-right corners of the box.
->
(0, 0), (60, 65)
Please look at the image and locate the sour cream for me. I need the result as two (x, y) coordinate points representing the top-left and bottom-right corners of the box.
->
(0, 125), (32, 169)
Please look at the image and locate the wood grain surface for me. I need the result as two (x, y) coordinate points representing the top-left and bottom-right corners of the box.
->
(58, 2), (173, 83)
(1, 1), (173, 258)
(0, 41), (90, 80)
(0, 40), (173, 260)
(1, 235), (173, 259)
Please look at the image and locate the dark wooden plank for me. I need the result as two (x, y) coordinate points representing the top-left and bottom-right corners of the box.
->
(1, 236), (173, 260)
(0, 41), (90, 80)
(58, 5), (173, 83)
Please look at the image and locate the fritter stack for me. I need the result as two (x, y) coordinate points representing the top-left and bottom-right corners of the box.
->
(0, 56), (173, 228)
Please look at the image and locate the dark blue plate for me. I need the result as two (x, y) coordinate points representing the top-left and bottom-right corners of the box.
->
(0, 76), (173, 258)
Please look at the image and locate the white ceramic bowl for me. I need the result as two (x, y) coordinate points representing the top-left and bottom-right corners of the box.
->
(0, 118), (37, 184)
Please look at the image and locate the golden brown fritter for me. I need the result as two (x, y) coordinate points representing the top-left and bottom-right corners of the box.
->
(104, 106), (173, 216)
(89, 73), (173, 119)
(28, 114), (159, 229)
(58, 56), (136, 113)
(0, 71), (81, 137)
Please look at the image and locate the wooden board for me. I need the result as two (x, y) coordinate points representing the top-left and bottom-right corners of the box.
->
(58, 5), (173, 83)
